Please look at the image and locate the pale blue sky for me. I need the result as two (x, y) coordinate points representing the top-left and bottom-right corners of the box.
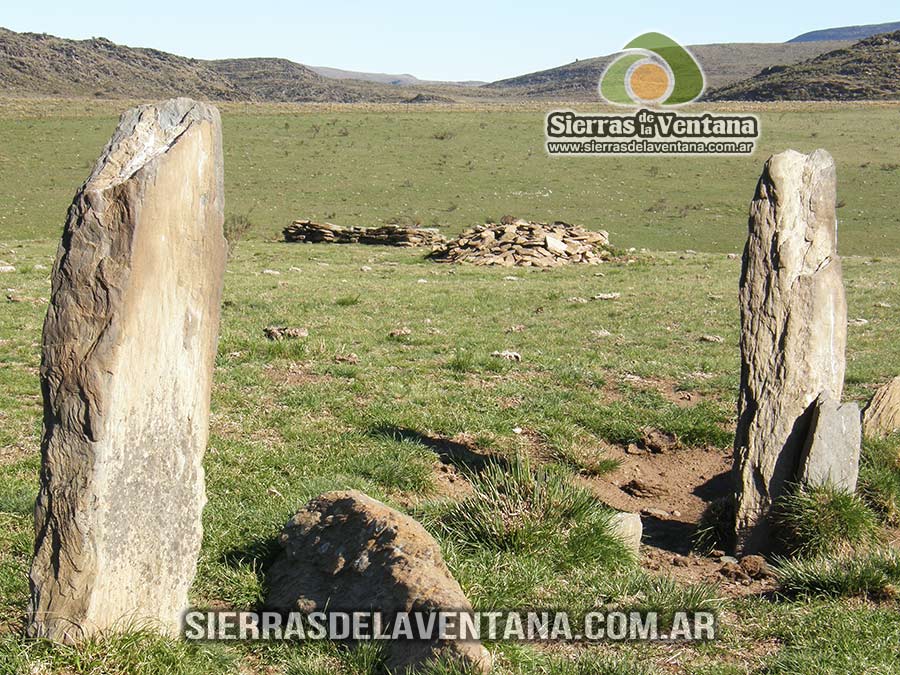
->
(3, 1), (897, 81)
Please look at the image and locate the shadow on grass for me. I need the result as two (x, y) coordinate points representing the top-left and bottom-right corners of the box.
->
(366, 424), (509, 474)
(217, 536), (282, 608)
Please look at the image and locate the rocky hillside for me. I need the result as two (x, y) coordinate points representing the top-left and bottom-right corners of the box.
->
(708, 31), (900, 101)
(0, 28), (423, 102)
(0, 28), (243, 99)
(206, 58), (406, 103)
(789, 21), (900, 42)
(486, 41), (852, 99)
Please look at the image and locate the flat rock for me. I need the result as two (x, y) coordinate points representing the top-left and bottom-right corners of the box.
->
(798, 392), (860, 491)
(266, 490), (490, 673)
(28, 98), (226, 642)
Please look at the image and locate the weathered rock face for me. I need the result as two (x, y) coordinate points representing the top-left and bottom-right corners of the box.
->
(28, 98), (226, 642)
(733, 149), (847, 554)
(266, 490), (491, 673)
(798, 393), (860, 492)
(863, 376), (900, 438)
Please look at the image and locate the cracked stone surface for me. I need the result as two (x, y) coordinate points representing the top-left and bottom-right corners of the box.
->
(733, 149), (847, 555)
(28, 98), (226, 642)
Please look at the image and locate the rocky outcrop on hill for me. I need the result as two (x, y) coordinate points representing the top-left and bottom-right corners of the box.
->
(709, 31), (900, 101)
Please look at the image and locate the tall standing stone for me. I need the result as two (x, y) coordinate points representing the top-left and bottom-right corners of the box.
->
(28, 98), (226, 642)
(733, 149), (847, 554)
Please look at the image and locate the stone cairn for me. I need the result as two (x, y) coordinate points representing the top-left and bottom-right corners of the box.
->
(732, 149), (859, 555)
(28, 98), (226, 642)
(283, 219), (446, 247)
(429, 217), (611, 267)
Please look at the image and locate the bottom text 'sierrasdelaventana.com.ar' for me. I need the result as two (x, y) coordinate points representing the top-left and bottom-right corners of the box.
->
(183, 610), (717, 642)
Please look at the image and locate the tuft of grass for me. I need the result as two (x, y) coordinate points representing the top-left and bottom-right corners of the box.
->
(431, 456), (630, 567)
(537, 420), (620, 476)
(858, 434), (900, 525)
(776, 549), (900, 599)
(693, 496), (735, 554)
(334, 294), (361, 307)
(774, 484), (880, 558)
(613, 573), (724, 633)
(446, 349), (511, 375)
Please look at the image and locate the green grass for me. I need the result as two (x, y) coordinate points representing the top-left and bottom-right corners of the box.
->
(774, 484), (881, 558)
(0, 630), (236, 675)
(775, 549), (900, 599)
(859, 434), (900, 525)
(1, 103), (900, 255)
(1, 101), (900, 673)
(427, 456), (628, 562)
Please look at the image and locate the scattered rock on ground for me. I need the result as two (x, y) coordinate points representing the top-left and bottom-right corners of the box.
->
(429, 217), (610, 267)
(264, 326), (308, 340)
(609, 512), (643, 556)
(641, 427), (679, 453)
(621, 478), (663, 499)
(720, 561), (750, 582)
(738, 554), (773, 579)
(491, 350), (521, 362)
(266, 490), (491, 673)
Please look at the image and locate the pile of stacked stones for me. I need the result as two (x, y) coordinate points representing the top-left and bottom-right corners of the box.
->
(283, 220), (446, 247)
(429, 217), (611, 267)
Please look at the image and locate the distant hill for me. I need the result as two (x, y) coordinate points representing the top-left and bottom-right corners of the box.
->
(310, 66), (423, 86)
(708, 31), (900, 101)
(0, 28), (243, 100)
(206, 58), (408, 103)
(0, 28), (453, 103)
(310, 66), (486, 87)
(486, 41), (851, 99)
(789, 21), (900, 42)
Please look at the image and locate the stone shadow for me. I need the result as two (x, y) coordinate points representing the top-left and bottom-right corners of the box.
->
(366, 424), (509, 474)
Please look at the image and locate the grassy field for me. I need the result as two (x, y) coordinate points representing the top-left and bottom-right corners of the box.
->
(1, 101), (899, 254)
(0, 100), (899, 674)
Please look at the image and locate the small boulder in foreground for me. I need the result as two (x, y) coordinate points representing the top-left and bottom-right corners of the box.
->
(266, 490), (490, 673)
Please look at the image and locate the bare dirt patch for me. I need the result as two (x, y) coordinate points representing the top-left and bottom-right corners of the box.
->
(581, 443), (775, 597)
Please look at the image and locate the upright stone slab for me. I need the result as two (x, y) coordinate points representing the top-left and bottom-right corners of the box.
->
(797, 393), (860, 492)
(28, 98), (226, 642)
(733, 149), (847, 554)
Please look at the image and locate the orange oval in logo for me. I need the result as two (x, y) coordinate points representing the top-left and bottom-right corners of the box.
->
(629, 62), (669, 102)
